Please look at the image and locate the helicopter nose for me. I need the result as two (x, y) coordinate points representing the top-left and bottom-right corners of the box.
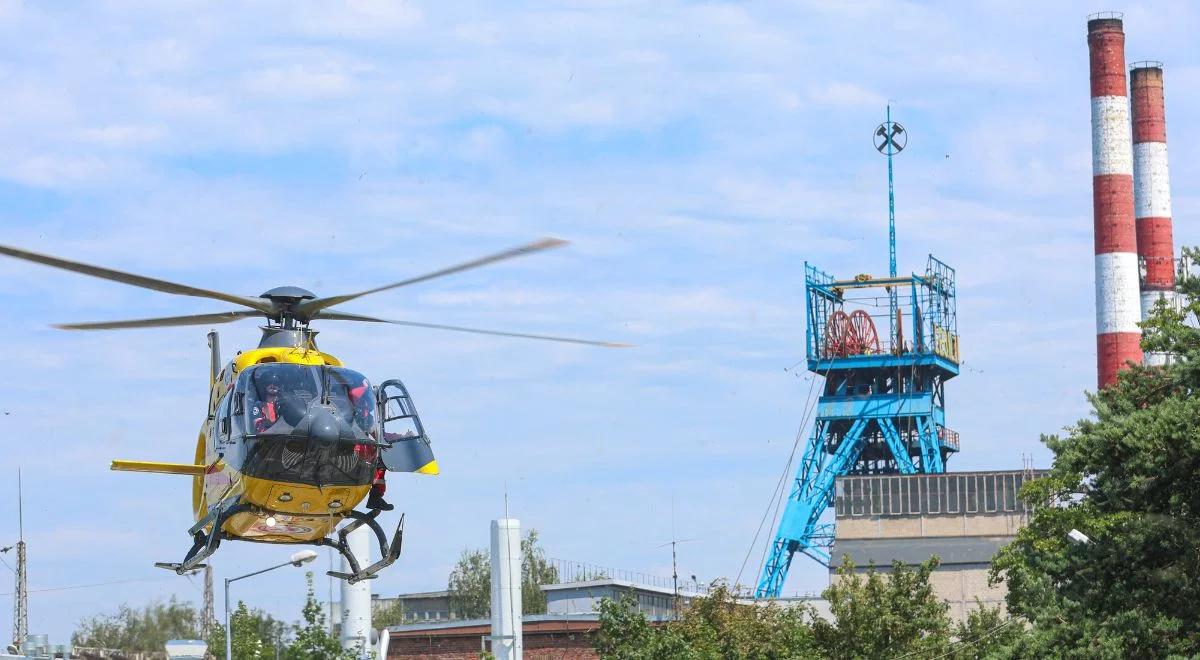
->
(307, 408), (340, 444)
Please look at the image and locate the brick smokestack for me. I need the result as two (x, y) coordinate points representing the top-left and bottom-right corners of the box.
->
(1088, 14), (1142, 388)
(1130, 62), (1176, 366)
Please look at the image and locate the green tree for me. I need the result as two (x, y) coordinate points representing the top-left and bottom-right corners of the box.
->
(283, 572), (356, 660)
(679, 581), (815, 658)
(812, 558), (951, 658)
(594, 593), (684, 659)
(374, 598), (407, 629)
(990, 251), (1200, 657)
(946, 602), (1028, 660)
(73, 597), (202, 652)
(447, 529), (559, 619)
(521, 529), (559, 614)
(595, 582), (814, 659)
(448, 547), (491, 619)
(208, 602), (287, 660)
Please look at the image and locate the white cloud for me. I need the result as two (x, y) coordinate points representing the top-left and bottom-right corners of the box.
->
(290, 0), (424, 38)
(77, 124), (167, 146)
(809, 82), (885, 107)
(242, 64), (357, 99)
(1, 152), (128, 187)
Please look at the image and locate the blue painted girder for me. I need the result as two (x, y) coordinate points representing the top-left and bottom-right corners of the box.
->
(816, 392), (944, 423)
(755, 410), (946, 598)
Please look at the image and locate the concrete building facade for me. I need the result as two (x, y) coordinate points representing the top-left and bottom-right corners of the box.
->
(829, 469), (1045, 620)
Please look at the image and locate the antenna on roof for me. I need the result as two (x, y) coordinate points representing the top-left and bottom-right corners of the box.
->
(655, 498), (695, 619)
(12, 469), (28, 647)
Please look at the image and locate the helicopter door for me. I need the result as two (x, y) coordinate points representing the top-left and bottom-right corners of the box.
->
(377, 379), (438, 474)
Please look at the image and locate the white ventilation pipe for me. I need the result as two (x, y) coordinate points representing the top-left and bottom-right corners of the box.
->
(340, 526), (372, 657)
(490, 519), (523, 660)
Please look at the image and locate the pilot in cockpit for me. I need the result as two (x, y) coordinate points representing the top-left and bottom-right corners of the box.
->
(253, 376), (282, 433)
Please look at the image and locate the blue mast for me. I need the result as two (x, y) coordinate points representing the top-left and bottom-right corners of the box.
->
(755, 112), (959, 599)
(884, 103), (900, 344)
(886, 104), (897, 279)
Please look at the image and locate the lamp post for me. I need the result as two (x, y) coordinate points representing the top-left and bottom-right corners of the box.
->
(225, 549), (318, 660)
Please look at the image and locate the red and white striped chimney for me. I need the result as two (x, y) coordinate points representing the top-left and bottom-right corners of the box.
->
(1130, 61), (1176, 366)
(1088, 14), (1142, 388)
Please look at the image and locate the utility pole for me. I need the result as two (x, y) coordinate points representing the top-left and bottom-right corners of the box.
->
(202, 565), (214, 639)
(12, 470), (27, 648)
(655, 537), (693, 619)
(669, 540), (678, 614)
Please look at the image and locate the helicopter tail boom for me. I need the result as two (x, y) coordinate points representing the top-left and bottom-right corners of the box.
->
(111, 460), (206, 476)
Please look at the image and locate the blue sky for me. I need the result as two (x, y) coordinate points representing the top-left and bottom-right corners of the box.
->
(1, 0), (1199, 642)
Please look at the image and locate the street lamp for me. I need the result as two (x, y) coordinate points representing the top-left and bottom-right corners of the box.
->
(1066, 529), (1091, 546)
(225, 549), (319, 660)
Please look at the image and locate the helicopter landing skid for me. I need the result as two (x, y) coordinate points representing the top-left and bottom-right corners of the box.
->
(155, 502), (250, 575)
(322, 510), (405, 585)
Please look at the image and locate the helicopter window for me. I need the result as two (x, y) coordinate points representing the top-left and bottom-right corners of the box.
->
(383, 398), (421, 439)
(241, 363), (322, 433)
(218, 392), (231, 439)
(325, 368), (377, 437)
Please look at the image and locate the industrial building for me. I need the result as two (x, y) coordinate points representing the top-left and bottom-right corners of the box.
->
(385, 614), (600, 659)
(377, 579), (824, 659)
(829, 470), (1045, 620)
(339, 577), (707, 627)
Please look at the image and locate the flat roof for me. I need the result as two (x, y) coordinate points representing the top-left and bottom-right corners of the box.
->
(375, 589), (450, 600)
(541, 578), (706, 598)
(388, 613), (601, 636)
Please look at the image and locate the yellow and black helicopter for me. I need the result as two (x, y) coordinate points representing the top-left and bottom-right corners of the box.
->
(0, 239), (623, 583)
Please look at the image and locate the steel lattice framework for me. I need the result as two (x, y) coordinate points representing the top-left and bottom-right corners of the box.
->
(756, 256), (960, 598)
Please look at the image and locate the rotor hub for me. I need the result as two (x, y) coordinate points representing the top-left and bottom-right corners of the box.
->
(259, 285), (316, 304)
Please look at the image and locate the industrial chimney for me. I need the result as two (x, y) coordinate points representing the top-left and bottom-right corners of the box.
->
(1088, 13), (1142, 388)
(1130, 61), (1176, 365)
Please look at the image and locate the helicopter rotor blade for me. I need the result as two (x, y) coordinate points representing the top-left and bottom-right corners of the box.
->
(315, 310), (633, 348)
(294, 237), (569, 317)
(54, 310), (262, 331)
(0, 244), (275, 313)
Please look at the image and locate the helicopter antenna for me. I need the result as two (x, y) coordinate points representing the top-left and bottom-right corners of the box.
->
(12, 469), (27, 648)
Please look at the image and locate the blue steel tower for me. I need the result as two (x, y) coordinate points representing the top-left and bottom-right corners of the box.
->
(755, 113), (962, 598)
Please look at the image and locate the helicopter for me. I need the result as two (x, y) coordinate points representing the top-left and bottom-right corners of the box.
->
(0, 238), (625, 583)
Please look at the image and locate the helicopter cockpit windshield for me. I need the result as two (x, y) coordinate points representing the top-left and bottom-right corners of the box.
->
(239, 363), (379, 443)
(233, 363), (382, 487)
